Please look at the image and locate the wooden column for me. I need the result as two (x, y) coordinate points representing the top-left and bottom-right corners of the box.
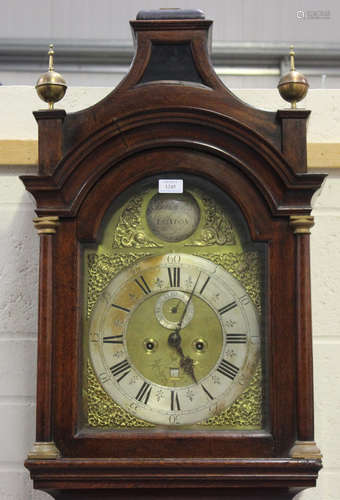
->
(289, 216), (322, 460)
(277, 110), (310, 174)
(27, 216), (61, 460)
(33, 110), (66, 175)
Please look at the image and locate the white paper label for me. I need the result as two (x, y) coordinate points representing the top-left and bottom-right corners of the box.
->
(158, 179), (183, 193)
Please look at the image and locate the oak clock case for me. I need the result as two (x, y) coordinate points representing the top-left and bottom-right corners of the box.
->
(22, 8), (324, 500)
(83, 177), (265, 430)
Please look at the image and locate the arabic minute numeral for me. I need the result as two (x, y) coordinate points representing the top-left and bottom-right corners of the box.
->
(239, 294), (250, 306)
(209, 401), (218, 414)
(169, 414), (180, 425)
(167, 255), (181, 265)
(129, 402), (138, 413)
(90, 332), (100, 342)
(99, 372), (110, 384)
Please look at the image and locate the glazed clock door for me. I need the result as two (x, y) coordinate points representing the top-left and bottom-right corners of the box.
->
(82, 174), (266, 432)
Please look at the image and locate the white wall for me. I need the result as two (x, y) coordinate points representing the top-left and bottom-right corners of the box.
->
(2, 0), (340, 43)
(1, 1), (340, 88)
(0, 87), (339, 499)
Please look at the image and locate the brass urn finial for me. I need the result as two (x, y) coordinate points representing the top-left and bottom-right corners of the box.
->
(35, 44), (67, 110)
(277, 45), (309, 109)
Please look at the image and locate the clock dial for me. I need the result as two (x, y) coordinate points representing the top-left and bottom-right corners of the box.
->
(89, 253), (260, 426)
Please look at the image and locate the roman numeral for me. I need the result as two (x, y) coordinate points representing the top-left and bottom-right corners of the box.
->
(218, 301), (237, 315)
(171, 390), (181, 411)
(103, 335), (123, 344)
(168, 267), (180, 287)
(226, 333), (247, 344)
(199, 276), (210, 295)
(136, 382), (152, 404)
(135, 275), (151, 295)
(201, 384), (214, 400)
(110, 359), (131, 382)
(217, 360), (239, 380)
(111, 303), (130, 313)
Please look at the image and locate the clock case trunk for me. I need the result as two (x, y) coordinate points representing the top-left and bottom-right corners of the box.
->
(22, 10), (324, 500)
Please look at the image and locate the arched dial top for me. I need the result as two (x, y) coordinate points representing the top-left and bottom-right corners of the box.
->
(89, 253), (260, 426)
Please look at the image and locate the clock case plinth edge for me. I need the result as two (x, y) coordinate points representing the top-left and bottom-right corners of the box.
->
(25, 457), (322, 499)
(22, 11), (324, 499)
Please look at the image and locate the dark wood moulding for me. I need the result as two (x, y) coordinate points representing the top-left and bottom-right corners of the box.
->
(22, 8), (324, 499)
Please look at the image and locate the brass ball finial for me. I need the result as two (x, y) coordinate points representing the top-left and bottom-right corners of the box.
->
(35, 44), (67, 110)
(277, 45), (309, 109)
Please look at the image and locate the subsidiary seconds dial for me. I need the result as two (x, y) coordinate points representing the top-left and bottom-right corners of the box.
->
(89, 253), (260, 426)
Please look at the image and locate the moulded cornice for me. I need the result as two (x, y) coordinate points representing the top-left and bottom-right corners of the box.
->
(21, 107), (324, 220)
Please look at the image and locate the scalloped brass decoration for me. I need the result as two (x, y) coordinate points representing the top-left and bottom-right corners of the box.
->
(112, 195), (163, 248)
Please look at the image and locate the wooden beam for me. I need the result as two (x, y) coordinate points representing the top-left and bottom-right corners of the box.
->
(0, 140), (339, 169)
(307, 143), (340, 168)
(0, 140), (38, 166)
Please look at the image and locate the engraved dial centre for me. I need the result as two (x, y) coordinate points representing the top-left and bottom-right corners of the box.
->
(126, 290), (223, 388)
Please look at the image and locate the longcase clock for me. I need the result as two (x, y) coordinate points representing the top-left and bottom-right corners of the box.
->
(22, 9), (324, 500)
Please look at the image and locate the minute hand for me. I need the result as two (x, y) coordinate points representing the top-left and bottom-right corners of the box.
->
(177, 272), (201, 330)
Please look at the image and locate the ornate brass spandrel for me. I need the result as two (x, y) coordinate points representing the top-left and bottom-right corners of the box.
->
(199, 362), (263, 428)
(87, 251), (152, 317)
(87, 361), (154, 428)
(187, 193), (236, 246)
(112, 194), (163, 248)
(196, 251), (263, 314)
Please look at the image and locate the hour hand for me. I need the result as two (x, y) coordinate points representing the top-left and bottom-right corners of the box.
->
(180, 356), (197, 384)
(168, 330), (197, 384)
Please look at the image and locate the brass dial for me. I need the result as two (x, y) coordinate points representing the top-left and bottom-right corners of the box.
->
(89, 253), (260, 426)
